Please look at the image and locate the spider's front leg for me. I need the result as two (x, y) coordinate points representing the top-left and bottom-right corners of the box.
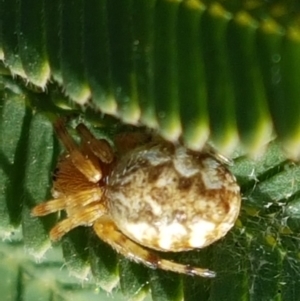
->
(31, 187), (103, 216)
(75, 123), (114, 164)
(54, 119), (102, 183)
(32, 120), (110, 239)
(49, 202), (107, 241)
(93, 216), (216, 278)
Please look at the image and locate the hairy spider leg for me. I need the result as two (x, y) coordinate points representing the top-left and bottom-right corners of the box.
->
(93, 216), (216, 278)
(54, 119), (102, 183)
(50, 202), (107, 241)
(76, 123), (114, 164)
(32, 187), (103, 216)
(31, 139), (105, 232)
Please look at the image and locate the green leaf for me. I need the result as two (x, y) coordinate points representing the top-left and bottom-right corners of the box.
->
(61, 0), (91, 103)
(2, 0), (300, 155)
(0, 239), (132, 301)
(106, 0), (141, 123)
(177, 1), (209, 149)
(19, 0), (50, 87)
(1, 0), (26, 77)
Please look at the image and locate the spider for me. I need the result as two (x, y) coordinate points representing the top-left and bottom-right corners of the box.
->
(31, 119), (241, 278)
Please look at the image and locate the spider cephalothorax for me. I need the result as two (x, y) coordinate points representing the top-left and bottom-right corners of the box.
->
(32, 120), (241, 278)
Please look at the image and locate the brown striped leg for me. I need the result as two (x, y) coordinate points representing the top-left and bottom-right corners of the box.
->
(54, 119), (102, 183)
(31, 187), (103, 217)
(76, 123), (114, 164)
(93, 216), (216, 278)
(49, 202), (106, 241)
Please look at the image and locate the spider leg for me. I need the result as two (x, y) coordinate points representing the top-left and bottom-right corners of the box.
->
(76, 123), (114, 164)
(49, 202), (106, 241)
(54, 119), (102, 183)
(31, 187), (103, 216)
(93, 216), (216, 278)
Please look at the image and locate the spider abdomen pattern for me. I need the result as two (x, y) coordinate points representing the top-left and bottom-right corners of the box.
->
(106, 142), (241, 252)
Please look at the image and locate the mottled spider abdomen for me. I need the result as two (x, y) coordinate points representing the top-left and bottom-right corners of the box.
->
(106, 141), (241, 252)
